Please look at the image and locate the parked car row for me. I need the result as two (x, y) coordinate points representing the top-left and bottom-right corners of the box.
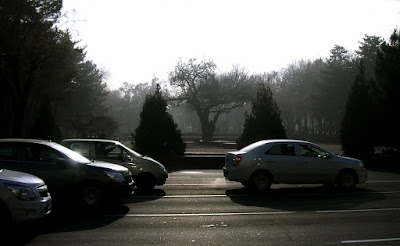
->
(0, 138), (170, 225)
(0, 137), (170, 229)
(1, 138), (367, 227)
(0, 138), (133, 227)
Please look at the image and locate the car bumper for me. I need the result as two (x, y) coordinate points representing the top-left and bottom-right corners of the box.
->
(105, 179), (135, 197)
(223, 167), (228, 178)
(10, 197), (52, 223)
(223, 167), (238, 181)
(155, 173), (168, 186)
(358, 170), (368, 184)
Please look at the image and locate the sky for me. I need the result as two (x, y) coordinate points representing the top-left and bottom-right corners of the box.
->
(61, 0), (400, 89)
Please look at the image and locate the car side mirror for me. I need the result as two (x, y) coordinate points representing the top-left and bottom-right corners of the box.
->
(123, 153), (133, 162)
(118, 153), (132, 162)
(324, 153), (332, 159)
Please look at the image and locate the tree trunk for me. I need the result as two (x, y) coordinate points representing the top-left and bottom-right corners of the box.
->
(198, 112), (215, 142)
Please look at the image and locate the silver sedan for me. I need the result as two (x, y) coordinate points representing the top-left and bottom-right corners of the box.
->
(224, 139), (368, 191)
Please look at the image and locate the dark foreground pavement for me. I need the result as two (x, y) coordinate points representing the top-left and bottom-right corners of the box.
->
(5, 169), (400, 246)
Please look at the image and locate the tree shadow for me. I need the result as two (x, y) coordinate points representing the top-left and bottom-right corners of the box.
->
(226, 185), (387, 212)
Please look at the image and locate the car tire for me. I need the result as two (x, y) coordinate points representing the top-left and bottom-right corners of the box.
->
(80, 183), (103, 207)
(336, 170), (357, 190)
(0, 201), (11, 226)
(135, 173), (156, 192)
(250, 171), (272, 192)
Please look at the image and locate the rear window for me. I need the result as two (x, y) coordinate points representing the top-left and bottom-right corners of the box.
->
(0, 144), (17, 160)
(240, 141), (268, 153)
(266, 144), (296, 156)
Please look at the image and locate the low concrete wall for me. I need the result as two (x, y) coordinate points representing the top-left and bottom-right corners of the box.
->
(162, 154), (225, 171)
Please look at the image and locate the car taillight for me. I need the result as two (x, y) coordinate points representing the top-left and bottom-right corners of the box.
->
(232, 155), (242, 166)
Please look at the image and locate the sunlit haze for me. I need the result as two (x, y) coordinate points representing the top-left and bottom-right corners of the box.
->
(61, 0), (400, 89)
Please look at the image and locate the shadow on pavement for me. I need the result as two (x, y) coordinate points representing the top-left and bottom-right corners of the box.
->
(2, 199), (130, 245)
(122, 188), (166, 204)
(226, 185), (387, 212)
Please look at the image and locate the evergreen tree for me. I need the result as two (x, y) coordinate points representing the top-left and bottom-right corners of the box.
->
(356, 35), (383, 80)
(134, 85), (186, 158)
(341, 61), (375, 160)
(313, 45), (358, 139)
(237, 83), (286, 149)
(374, 29), (400, 148)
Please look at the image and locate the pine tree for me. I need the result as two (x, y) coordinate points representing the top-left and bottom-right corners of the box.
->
(341, 61), (375, 160)
(374, 29), (400, 148)
(134, 85), (186, 158)
(237, 83), (286, 149)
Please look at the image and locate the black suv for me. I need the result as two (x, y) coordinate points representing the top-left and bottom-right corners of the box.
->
(0, 139), (134, 207)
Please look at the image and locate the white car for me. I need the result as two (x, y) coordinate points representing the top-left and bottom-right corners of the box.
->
(224, 139), (368, 191)
(0, 169), (52, 223)
(61, 139), (168, 191)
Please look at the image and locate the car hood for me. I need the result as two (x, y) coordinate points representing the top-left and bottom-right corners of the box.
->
(137, 156), (166, 169)
(338, 156), (362, 163)
(0, 169), (44, 185)
(86, 161), (129, 172)
(142, 156), (161, 165)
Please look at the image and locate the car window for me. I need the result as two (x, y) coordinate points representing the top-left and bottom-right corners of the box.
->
(240, 141), (267, 152)
(0, 144), (17, 160)
(265, 144), (296, 156)
(23, 144), (62, 164)
(70, 142), (90, 158)
(299, 144), (326, 158)
(119, 142), (142, 157)
(95, 143), (120, 159)
(50, 143), (91, 164)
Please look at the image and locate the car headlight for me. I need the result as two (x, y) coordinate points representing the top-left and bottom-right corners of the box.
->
(357, 162), (366, 171)
(6, 184), (36, 201)
(105, 171), (125, 183)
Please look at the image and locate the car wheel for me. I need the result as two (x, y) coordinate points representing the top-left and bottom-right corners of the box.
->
(250, 171), (272, 192)
(336, 171), (357, 190)
(0, 201), (11, 226)
(135, 173), (156, 192)
(0, 202), (12, 239)
(80, 183), (103, 207)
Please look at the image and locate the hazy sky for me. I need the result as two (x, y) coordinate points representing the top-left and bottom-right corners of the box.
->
(61, 0), (400, 89)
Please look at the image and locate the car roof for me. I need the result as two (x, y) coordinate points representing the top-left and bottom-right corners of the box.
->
(61, 139), (120, 144)
(253, 139), (313, 145)
(239, 139), (315, 152)
(0, 138), (53, 144)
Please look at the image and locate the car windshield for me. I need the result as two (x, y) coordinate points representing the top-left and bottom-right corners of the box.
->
(50, 143), (91, 164)
(119, 142), (142, 157)
(310, 144), (334, 156)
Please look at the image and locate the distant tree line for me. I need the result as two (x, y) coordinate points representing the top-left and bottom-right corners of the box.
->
(270, 37), (382, 144)
(106, 34), (389, 142)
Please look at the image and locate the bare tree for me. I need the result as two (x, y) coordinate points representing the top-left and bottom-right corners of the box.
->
(169, 58), (255, 141)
